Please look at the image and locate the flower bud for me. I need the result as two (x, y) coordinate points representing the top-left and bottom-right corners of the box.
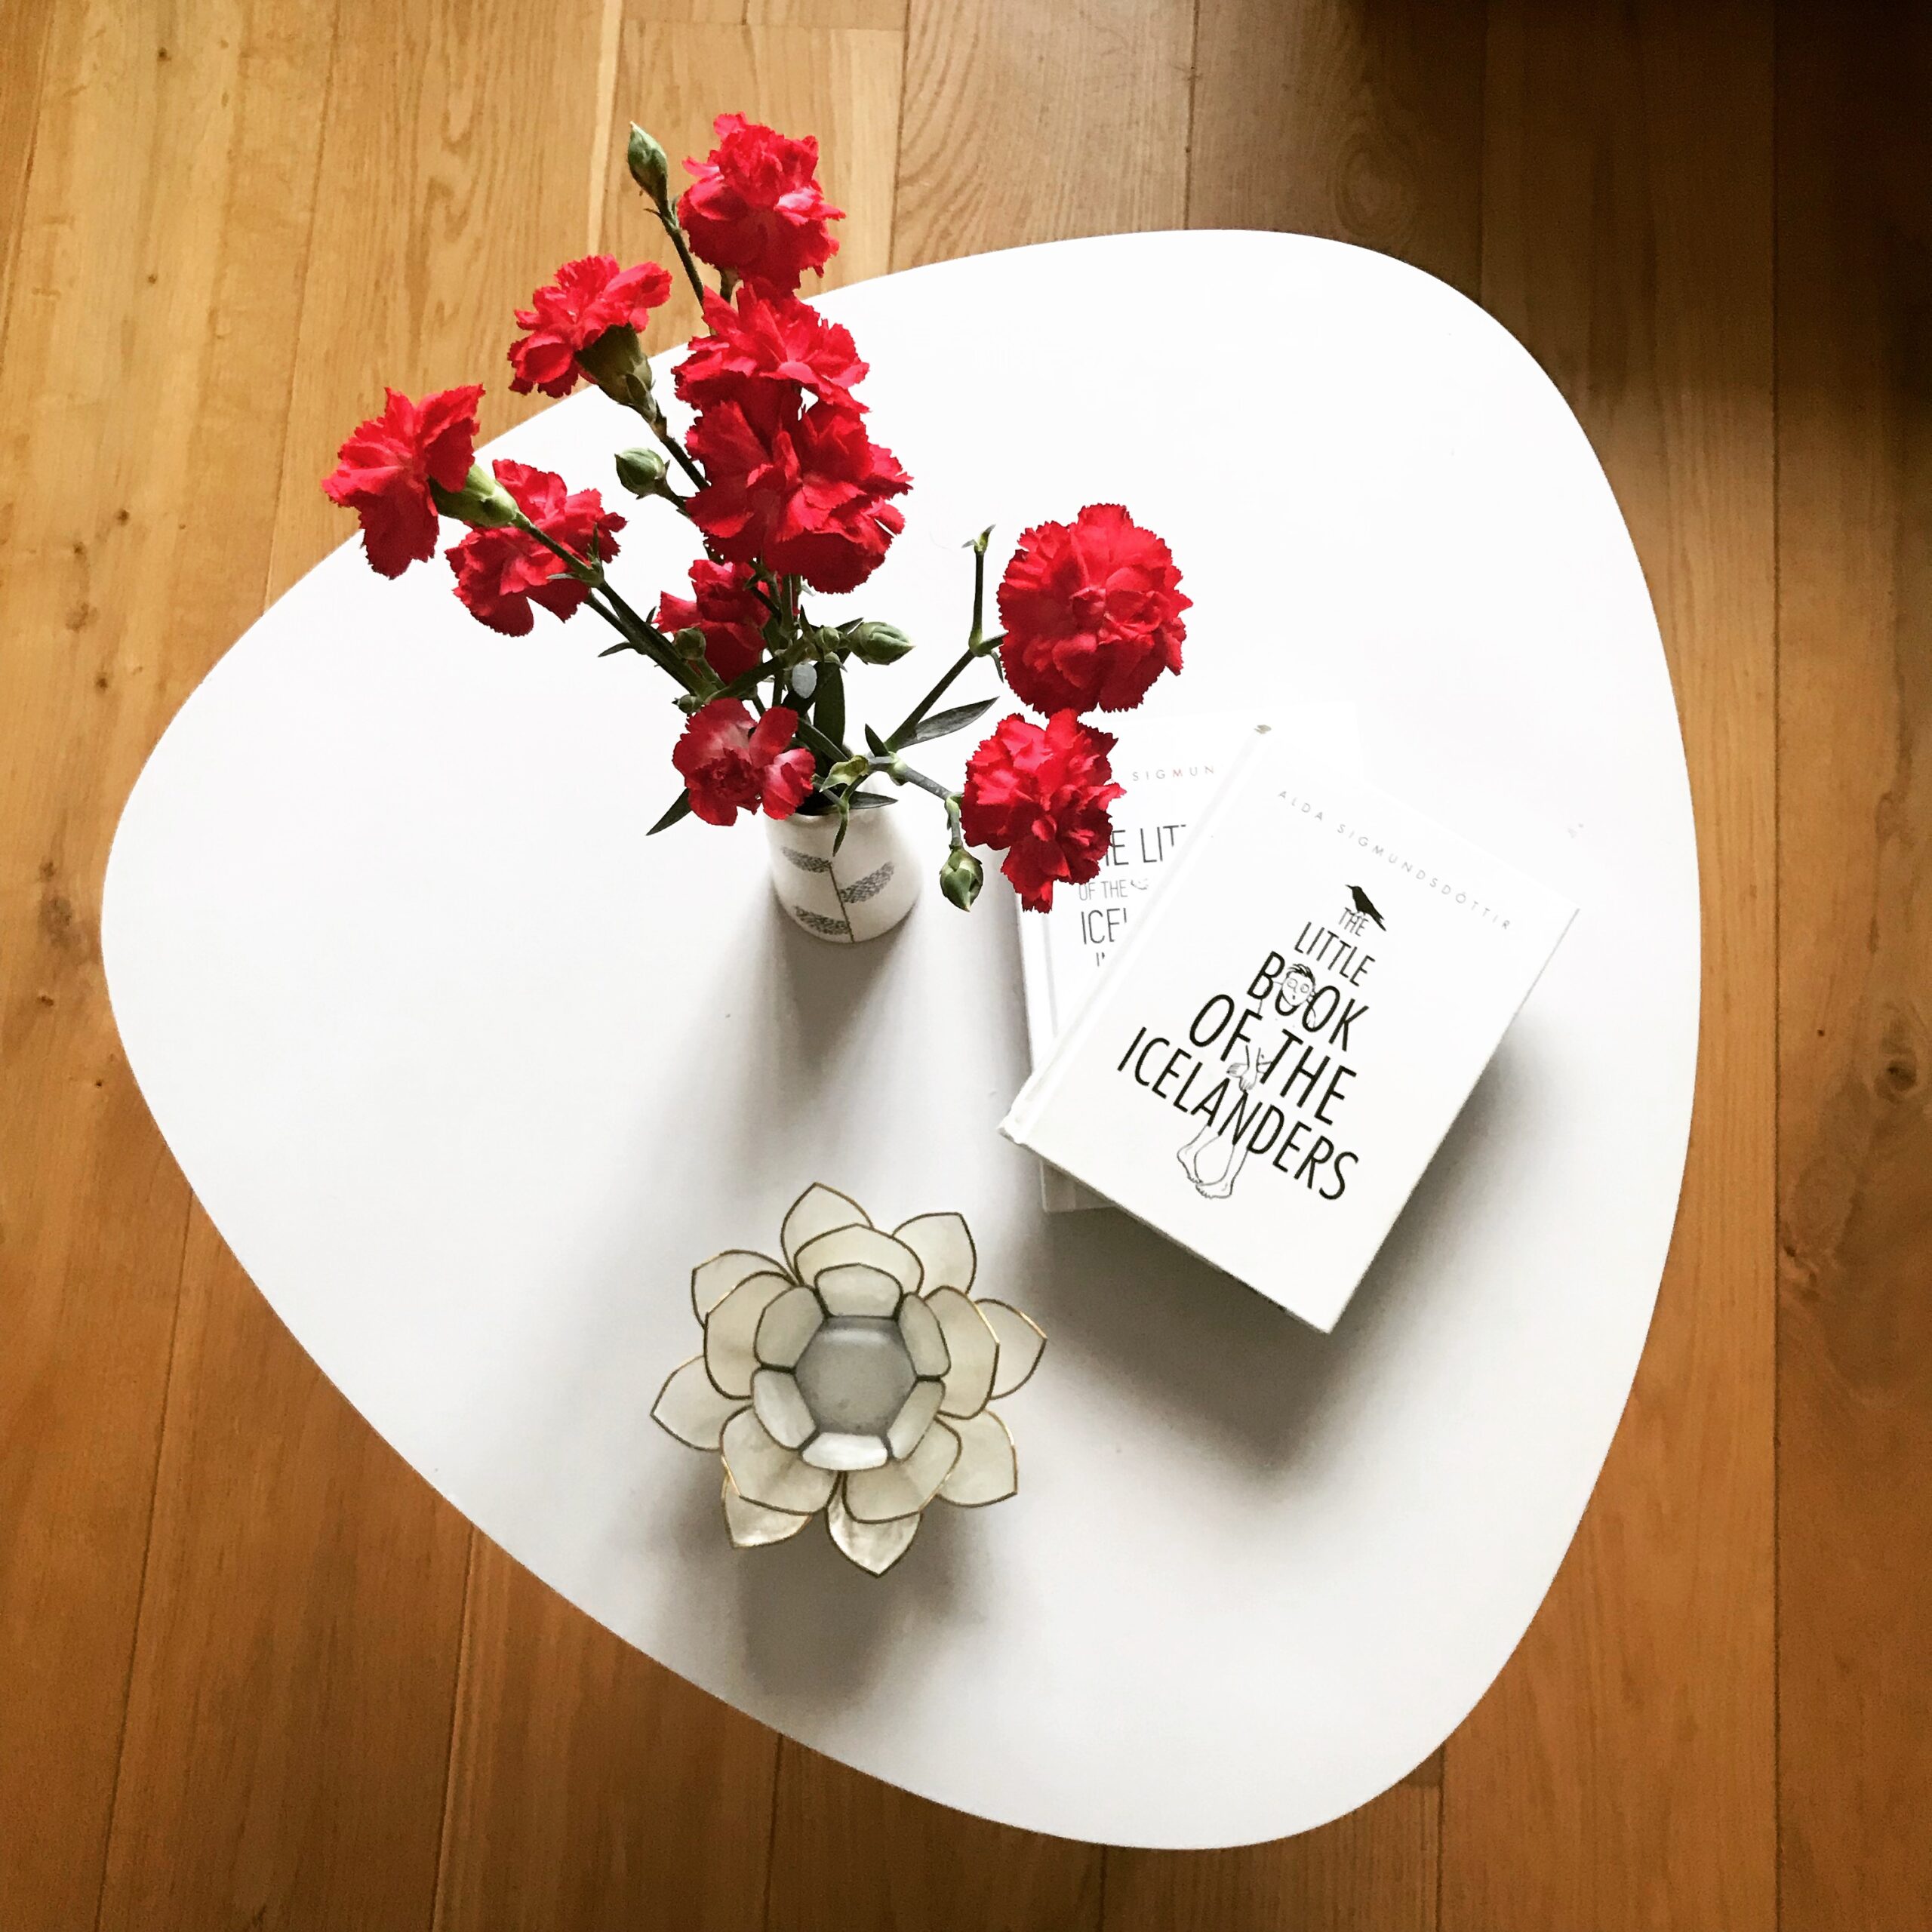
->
(429, 462), (518, 530)
(840, 619), (914, 665)
(627, 125), (669, 203)
(939, 844), (983, 912)
(672, 626), (709, 663)
(614, 445), (669, 498)
(575, 325), (653, 413)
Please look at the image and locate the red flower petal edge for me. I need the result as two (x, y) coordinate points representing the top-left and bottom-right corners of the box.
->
(509, 255), (674, 398)
(672, 698), (815, 826)
(321, 385), (482, 578)
(676, 113), (842, 297)
(448, 460), (625, 635)
(997, 503), (1190, 714)
(959, 710), (1124, 912)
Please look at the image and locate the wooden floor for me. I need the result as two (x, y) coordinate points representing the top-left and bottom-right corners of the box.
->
(2, 1), (1928, 1925)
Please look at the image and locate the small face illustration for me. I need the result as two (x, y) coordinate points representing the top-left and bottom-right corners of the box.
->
(1280, 964), (1316, 1016)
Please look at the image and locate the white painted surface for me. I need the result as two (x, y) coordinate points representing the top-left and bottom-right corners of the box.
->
(101, 231), (1697, 1848)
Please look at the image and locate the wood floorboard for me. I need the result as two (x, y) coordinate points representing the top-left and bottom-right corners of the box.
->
(1, 0), (1925, 1924)
(1775, 7), (1932, 1926)
(1443, 4), (1779, 1924)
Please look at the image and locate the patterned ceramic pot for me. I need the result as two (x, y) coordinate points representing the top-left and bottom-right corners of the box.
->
(764, 802), (921, 943)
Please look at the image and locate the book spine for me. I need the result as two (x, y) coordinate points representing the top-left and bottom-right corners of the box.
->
(1001, 724), (1275, 1148)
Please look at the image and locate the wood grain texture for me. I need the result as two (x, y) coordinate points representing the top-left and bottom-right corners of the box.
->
(0, 3), (336, 1924)
(1186, 0), (1484, 295)
(1444, 5), (1778, 1925)
(1107, 1780), (1438, 1932)
(767, 1743), (1103, 1932)
(433, 1543), (779, 1932)
(893, 0), (1193, 269)
(1776, 8), (1932, 1926)
(95, 1221), (473, 1931)
(91, 5), (618, 1927)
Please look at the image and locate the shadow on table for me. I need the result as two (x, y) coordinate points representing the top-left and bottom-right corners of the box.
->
(1023, 1044), (1517, 1474)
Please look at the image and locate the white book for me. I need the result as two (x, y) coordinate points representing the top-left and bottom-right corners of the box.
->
(1017, 707), (1360, 1211)
(1001, 726), (1576, 1331)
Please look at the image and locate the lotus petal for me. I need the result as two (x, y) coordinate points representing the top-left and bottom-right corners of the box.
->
(928, 1286), (998, 1417)
(691, 1249), (786, 1322)
(793, 1223), (924, 1296)
(979, 1300), (1047, 1397)
(894, 1211), (976, 1294)
(886, 1377), (944, 1461)
(721, 1407), (836, 1515)
(827, 1486), (921, 1575)
(751, 1367), (815, 1450)
(755, 1284), (823, 1368)
(703, 1270), (793, 1397)
(801, 1431), (889, 1472)
(937, 1409), (1017, 1506)
(814, 1262), (903, 1318)
(723, 1472), (810, 1548)
(651, 1356), (745, 1450)
(896, 1292), (950, 1378)
(780, 1183), (870, 1273)
(843, 1420), (959, 1522)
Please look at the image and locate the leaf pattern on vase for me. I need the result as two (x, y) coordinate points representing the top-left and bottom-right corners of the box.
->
(793, 904), (852, 940)
(781, 847), (833, 875)
(838, 862), (894, 906)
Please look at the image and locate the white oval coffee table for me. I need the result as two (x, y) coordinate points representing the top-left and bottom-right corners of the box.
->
(102, 231), (1697, 1850)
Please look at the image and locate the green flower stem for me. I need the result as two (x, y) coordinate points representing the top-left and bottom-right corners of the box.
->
(653, 201), (709, 310)
(883, 536), (1004, 748)
(638, 398), (708, 491)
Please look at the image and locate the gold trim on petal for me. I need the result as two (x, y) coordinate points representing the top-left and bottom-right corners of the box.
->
(826, 1484), (921, 1575)
(792, 1223), (924, 1297)
(780, 1183), (872, 1274)
(893, 1211), (977, 1295)
(691, 1249), (788, 1323)
(703, 1271), (795, 1398)
(721, 1407), (837, 1515)
(723, 1471), (811, 1548)
(977, 1300), (1047, 1398)
(928, 1287), (998, 1418)
(937, 1408), (1017, 1508)
(651, 1356), (747, 1451)
(842, 1419), (960, 1522)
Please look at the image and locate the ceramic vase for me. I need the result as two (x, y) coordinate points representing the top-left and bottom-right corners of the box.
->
(764, 802), (920, 943)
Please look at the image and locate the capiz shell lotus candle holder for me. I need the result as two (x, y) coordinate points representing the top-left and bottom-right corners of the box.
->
(653, 1186), (1044, 1574)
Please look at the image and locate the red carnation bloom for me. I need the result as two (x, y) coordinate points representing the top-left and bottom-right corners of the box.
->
(508, 254), (674, 398)
(677, 114), (843, 297)
(675, 285), (867, 411)
(657, 558), (769, 683)
(672, 699), (815, 826)
(321, 384), (483, 578)
(997, 503), (1189, 714)
(959, 711), (1125, 912)
(685, 390), (908, 595)
(448, 460), (626, 635)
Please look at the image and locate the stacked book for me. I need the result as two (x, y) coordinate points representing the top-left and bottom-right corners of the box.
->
(1004, 715), (1574, 1332)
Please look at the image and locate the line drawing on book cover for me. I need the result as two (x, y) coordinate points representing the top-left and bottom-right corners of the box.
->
(1177, 962), (1316, 1199)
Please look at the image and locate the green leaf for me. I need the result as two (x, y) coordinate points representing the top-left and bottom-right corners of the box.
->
(648, 789), (694, 835)
(848, 789), (896, 810)
(830, 792), (852, 854)
(813, 655), (844, 747)
(894, 697), (998, 749)
(863, 722), (889, 758)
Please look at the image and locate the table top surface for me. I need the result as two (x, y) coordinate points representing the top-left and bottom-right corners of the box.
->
(102, 229), (1698, 1849)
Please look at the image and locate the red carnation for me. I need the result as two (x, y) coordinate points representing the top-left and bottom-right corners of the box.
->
(672, 699), (815, 826)
(997, 503), (1189, 714)
(675, 286), (867, 411)
(677, 114), (842, 297)
(686, 390), (908, 595)
(321, 384), (482, 578)
(448, 460), (626, 635)
(508, 254), (674, 398)
(959, 711), (1124, 912)
(657, 558), (769, 683)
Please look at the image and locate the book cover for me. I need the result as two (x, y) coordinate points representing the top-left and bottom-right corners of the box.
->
(1001, 728), (1576, 1330)
(1016, 707), (1359, 1212)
